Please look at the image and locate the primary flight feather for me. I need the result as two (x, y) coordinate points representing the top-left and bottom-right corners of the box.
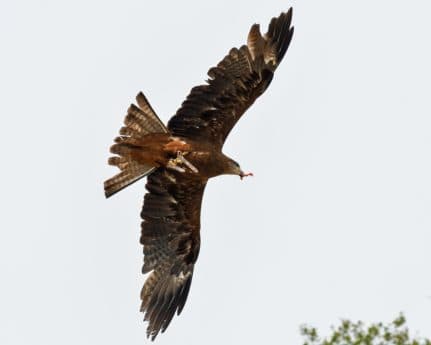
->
(104, 8), (294, 340)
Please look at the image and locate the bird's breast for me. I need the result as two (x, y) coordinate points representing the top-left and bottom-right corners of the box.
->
(184, 150), (222, 178)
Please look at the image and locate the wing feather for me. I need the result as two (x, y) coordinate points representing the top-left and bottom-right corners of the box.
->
(167, 8), (294, 148)
(140, 169), (206, 340)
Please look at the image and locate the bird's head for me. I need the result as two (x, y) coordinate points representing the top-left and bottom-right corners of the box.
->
(225, 158), (254, 180)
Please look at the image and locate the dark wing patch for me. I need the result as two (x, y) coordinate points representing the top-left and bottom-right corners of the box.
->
(140, 169), (206, 340)
(168, 9), (294, 149)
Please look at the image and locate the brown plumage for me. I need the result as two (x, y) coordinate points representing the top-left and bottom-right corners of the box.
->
(104, 8), (294, 340)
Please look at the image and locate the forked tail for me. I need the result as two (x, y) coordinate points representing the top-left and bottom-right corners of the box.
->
(104, 92), (168, 198)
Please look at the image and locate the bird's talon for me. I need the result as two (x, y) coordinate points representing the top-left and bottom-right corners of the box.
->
(167, 160), (186, 173)
(168, 151), (199, 173)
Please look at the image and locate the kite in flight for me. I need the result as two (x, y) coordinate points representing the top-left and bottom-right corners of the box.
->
(104, 8), (294, 340)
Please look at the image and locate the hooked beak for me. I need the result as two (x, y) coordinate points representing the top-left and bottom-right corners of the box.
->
(239, 171), (254, 180)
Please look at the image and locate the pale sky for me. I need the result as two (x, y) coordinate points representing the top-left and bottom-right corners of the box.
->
(1, 1), (430, 344)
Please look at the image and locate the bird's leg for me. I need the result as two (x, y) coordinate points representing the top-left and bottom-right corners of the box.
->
(166, 151), (199, 173)
(174, 151), (199, 173)
(166, 160), (186, 173)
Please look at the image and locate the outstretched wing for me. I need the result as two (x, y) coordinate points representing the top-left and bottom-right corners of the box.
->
(139, 169), (206, 340)
(168, 9), (294, 149)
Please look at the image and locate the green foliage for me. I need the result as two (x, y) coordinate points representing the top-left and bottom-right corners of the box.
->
(301, 315), (430, 345)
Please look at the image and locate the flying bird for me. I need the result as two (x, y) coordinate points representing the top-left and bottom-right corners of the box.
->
(104, 8), (294, 340)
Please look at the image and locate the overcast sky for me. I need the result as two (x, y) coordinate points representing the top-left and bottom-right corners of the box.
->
(1, 1), (430, 344)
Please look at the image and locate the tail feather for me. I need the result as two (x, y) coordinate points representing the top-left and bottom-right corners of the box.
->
(108, 156), (128, 169)
(119, 126), (141, 137)
(113, 135), (143, 146)
(136, 92), (168, 133)
(104, 92), (168, 198)
(125, 93), (167, 136)
(104, 164), (155, 198)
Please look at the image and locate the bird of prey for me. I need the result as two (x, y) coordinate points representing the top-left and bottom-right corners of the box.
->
(104, 8), (294, 340)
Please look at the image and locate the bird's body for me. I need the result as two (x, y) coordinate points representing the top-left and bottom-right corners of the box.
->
(104, 8), (294, 340)
(113, 133), (236, 179)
